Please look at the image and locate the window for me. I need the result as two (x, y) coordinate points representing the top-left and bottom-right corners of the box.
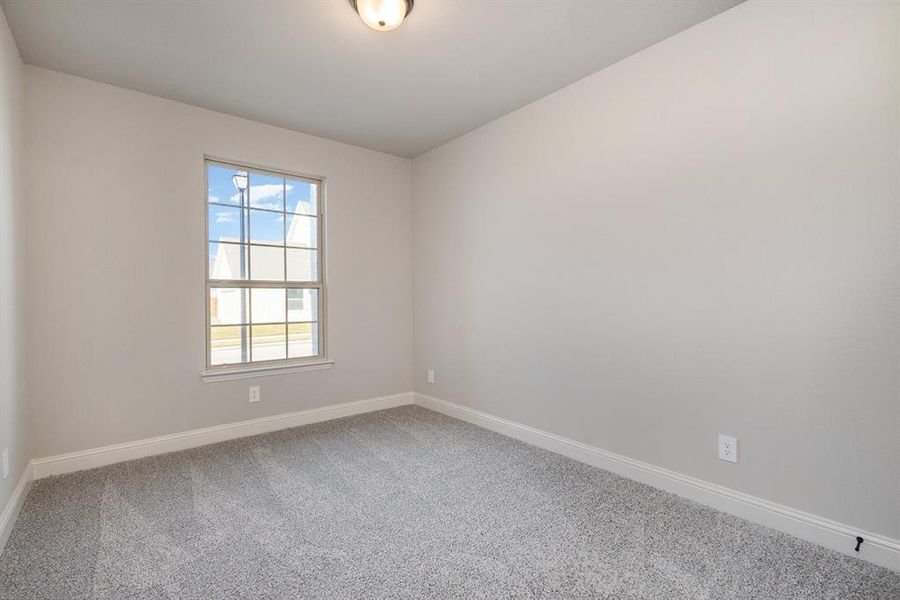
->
(205, 159), (326, 373)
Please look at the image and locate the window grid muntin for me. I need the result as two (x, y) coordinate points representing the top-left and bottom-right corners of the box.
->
(206, 158), (325, 370)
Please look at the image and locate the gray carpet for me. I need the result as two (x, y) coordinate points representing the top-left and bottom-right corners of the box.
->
(0, 406), (897, 599)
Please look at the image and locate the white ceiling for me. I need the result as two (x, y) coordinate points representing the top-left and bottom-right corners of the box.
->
(2, 0), (742, 157)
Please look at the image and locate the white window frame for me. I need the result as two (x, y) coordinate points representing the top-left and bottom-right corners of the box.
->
(201, 157), (332, 382)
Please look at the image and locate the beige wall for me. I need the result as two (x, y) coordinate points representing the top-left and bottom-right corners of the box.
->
(413, 0), (900, 538)
(0, 8), (26, 513)
(25, 67), (413, 457)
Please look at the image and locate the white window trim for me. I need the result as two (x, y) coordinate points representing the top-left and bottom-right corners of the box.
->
(201, 360), (334, 383)
(201, 156), (330, 381)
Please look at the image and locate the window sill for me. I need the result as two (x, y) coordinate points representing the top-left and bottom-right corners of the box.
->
(201, 360), (334, 382)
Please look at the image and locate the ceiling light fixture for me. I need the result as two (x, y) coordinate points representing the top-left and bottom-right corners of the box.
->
(350, 0), (414, 32)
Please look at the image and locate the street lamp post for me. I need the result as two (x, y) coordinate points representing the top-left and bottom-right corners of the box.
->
(232, 171), (249, 362)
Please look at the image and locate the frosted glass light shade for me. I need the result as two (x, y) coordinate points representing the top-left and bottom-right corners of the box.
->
(352, 0), (413, 32)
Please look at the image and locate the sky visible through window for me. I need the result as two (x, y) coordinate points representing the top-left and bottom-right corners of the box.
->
(207, 165), (316, 247)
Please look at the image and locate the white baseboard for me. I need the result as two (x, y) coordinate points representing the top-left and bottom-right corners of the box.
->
(32, 392), (414, 479)
(415, 392), (900, 572)
(0, 463), (32, 553)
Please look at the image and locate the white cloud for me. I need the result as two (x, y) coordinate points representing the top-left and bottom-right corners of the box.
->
(230, 183), (294, 210)
(254, 200), (282, 210)
(215, 212), (235, 223)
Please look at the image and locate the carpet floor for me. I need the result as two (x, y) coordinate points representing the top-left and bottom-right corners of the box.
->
(0, 405), (897, 599)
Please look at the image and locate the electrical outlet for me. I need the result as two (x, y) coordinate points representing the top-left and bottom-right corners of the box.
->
(426, 369), (435, 384)
(2, 449), (8, 480)
(718, 434), (738, 463)
(249, 386), (260, 403)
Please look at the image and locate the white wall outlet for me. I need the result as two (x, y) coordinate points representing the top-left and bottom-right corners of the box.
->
(2, 449), (8, 480)
(718, 434), (738, 463)
(249, 386), (260, 403)
(426, 368), (435, 384)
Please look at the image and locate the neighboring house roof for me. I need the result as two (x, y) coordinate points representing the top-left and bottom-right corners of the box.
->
(211, 237), (243, 280)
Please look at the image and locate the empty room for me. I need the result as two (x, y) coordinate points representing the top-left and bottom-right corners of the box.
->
(0, 0), (897, 597)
